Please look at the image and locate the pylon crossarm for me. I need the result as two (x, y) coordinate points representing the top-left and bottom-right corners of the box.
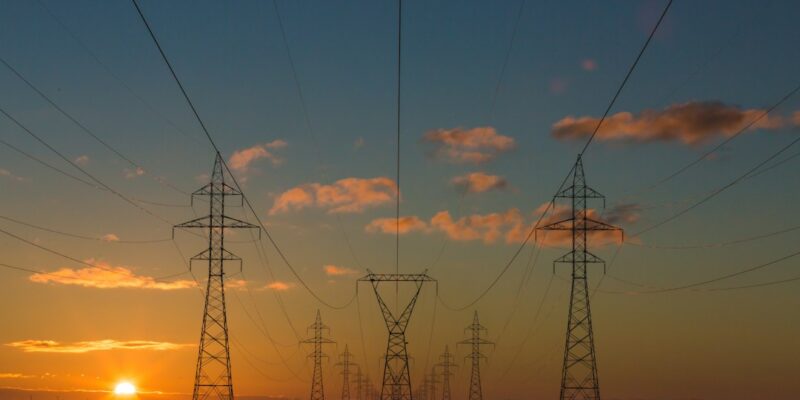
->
(222, 215), (261, 232)
(191, 248), (242, 262)
(583, 216), (622, 232)
(174, 215), (212, 231)
(358, 270), (435, 282)
(538, 216), (574, 231)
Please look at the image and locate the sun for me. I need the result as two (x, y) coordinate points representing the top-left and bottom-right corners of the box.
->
(113, 381), (137, 396)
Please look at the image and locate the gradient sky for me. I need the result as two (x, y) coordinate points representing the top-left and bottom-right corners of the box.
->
(1, 1), (800, 399)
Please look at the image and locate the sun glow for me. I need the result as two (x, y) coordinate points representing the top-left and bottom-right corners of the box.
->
(114, 381), (137, 396)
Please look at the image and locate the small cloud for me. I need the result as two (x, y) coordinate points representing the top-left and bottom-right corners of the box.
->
(581, 58), (597, 71)
(451, 172), (508, 194)
(549, 77), (569, 95)
(0, 168), (25, 182)
(0, 373), (34, 379)
(74, 155), (90, 166)
(100, 234), (120, 242)
(225, 279), (248, 290)
(422, 127), (516, 164)
(270, 177), (397, 215)
(6, 340), (193, 354)
(354, 137), (365, 149)
(323, 264), (358, 277)
(552, 101), (786, 146)
(124, 167), (145, 179)
(229, 140), (288, 173)
(195, 173), (210, 184)
(365, 216), (428, 235)
(29, 261), (197, 290)
(265, 281), (294, 291)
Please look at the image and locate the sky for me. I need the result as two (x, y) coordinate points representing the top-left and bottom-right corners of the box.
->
(1, 0), (800, 399)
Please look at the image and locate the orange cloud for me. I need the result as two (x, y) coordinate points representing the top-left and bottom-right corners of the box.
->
(365, 216), (428, 235)
(423, 127), (515, 164)
(6, 340), (192, 354)
(100, 234), (119, 242)
(270, 177), (397, 215)
(29, 262), (196, 290)
(451, 172), (508, 193)
(552, 101), (785, 145)
(229, 140), (287, 172)
(0, 168), (25, 182)
(582, 59), (597, 71)
(793, 111), (800, 126)
(531, 203), (628, 248)
(265, 281), (294, 291)
(323, 264), (358, 276)
(124, 167), (145, 179)
(74, 155), (90, 166)
(430, 209), (524, 244)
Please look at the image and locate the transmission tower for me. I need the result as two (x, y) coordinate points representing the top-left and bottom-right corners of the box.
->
(458, 312), (493, 400)
(359, 270), (436, 400)
(174, 152), (259, 400)
(427, 370), (439, 400)
(336, 345), (358, 400)
(353, 366), (364, 400)
(538, 155), (622, 400)
(434, 346), (456, 400)
(302, 310), (336, 400)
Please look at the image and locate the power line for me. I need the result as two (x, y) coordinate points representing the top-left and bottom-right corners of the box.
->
(130, 0), (354, 310)
(626, 222), (800, 250)
(0, 215), (171, 244)
(396, 0), (403, 279)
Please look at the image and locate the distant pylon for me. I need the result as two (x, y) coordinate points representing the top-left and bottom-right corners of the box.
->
(427, 370), (439, 400)
(359, 270), (436, 400)
(174, 152), (260, 400)
(302, 310), (336, 400)
(458, 312), (494, 400)
(353, 366), (364, 400)
(538, 155), (622, 400)
(435, 346), (456, 400)
(336, 345), (358, 400)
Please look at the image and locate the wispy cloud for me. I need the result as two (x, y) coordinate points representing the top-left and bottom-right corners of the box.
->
(73, 155), (90, 166)
(100, 234), (119, 242)
(0, 373), (34, 379)
(29, 261), (196, 290)
(123, 167), (145, 179)
(265, 281), (294, 291)
(365, 216), (429, 235)
(423, 127), (515, 164)
(0, 168), (25, 182)
(552, 101), (786, 145)
(581, 58), (597, 71)
(451, 172), (508, 194)
(6, 340), (192, 354)
(323, 264), (359, 277)
(229, 140), (288, 173)
(270, 177), (397, 215)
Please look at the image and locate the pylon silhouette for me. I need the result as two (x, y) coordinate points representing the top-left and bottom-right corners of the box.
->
(336, 345), (358, 400)
(353, 366), (364, 400)
(427, 370), (438, 400)
(359, 270), (436, 400)
(538, 155), (622, 400)
(302, 310), (336, 400)
(174, 152), (259, 400)
(434, 346), (456, 400)
(458, 312), (493, 400)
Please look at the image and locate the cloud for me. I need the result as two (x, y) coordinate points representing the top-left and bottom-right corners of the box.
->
(29, 262), (197, 290)
(229, 140), (288, 172)
(124, 167), (145, 179)
(100, 234), (119, 242)
(6, 340), (192, 354)
(451, 172), (508, 194)
(530, 203), (628, 248)
(422, 127), (515, 164)
(552, 101), (785, 145)
(0, 373), (33, 379)
(265, 281), (294, 291)
(0, 168), (25, 182)
(549, 77), (569, 95)
(365, 216), (429, 235)
(793, 111), (800, 126)
(225, 279), (248, 290)
(323, 264), (358, 277)
(604, 203), (642, 224)
(270, 177), (397, 215)
(430, 209), (524, 244)
(74, 155), (90, 166)
(354, 137), (365, 149)
(582, 59), (597, 71)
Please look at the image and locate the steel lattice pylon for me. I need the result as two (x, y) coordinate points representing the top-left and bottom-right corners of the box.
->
(336, 345), (357, 400)
(302, 310), (336, 400)
(538, 155), (622, 400)
(174, 152), (260, 400)
(458, 312), (493, 400)
(434, 346), (456, 400)
(359, 270), (436, 400)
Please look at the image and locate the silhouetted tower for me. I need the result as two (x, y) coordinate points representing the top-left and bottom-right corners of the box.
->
(435, 346), (456, 400)
(427, 370), (438, 400)
(336, 345), (358, 400)
(353, 366), (364, 400)
(359, 270), (436, 400)
(458, 312), (493, 400)
(174, 152), (259, 400)
(302, 310), (336, 400)
(538, 155), (622, 400)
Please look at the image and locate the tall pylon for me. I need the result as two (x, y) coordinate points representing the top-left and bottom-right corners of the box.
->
(302, 310), (336, 400)
(353, 366), (364, 400)
(435, 346), (456, 400)
(458, 312), (493, 400)
(359, 270), (436, 400)
(336, 345), (358, 400)
(174, 152), (260, 400)
(427, 370), (438, 400)
(538, 155), (622, 400)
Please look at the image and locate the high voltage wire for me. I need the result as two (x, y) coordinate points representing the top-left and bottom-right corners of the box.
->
(130, 0), (354, 310)
(0, 215), (171, 244)
(626, 222), (800, 250)
(437, 0), (673, 311)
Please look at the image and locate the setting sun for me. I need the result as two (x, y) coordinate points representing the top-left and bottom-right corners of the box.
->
(113, 382), (137, 396)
